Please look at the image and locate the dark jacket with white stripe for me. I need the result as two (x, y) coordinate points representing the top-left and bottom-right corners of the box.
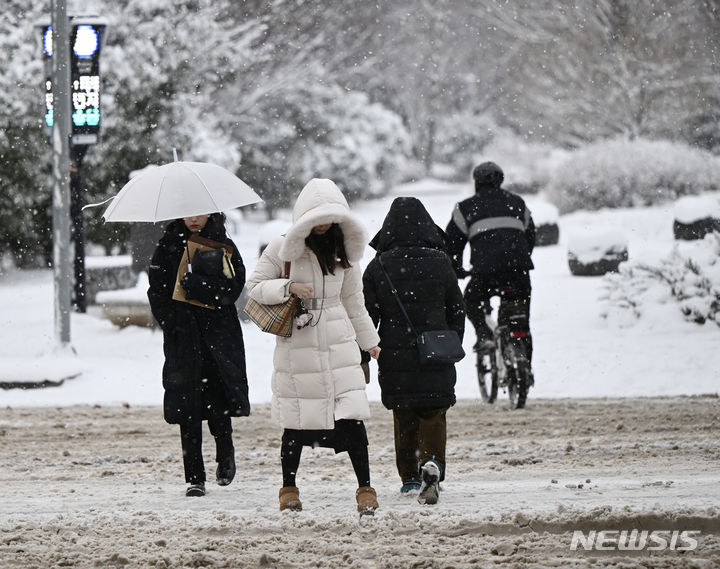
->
(445, 166), (535, 277)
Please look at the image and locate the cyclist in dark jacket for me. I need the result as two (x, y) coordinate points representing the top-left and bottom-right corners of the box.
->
(445, 161), (536, 370)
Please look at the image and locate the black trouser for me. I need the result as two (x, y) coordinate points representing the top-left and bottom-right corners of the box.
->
(393, 407), (447, 483)
(280, 419), (371, 488)
(180, 416), (233, 484)
(464, 271), (533, 363)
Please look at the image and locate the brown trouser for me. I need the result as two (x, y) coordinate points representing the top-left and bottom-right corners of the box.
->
(392, 407), (448, 483)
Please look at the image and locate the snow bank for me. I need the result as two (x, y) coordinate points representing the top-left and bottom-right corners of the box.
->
(673, 193), (720, 223)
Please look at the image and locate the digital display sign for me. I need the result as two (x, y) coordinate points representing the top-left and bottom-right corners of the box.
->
(42, 20), (105, 146)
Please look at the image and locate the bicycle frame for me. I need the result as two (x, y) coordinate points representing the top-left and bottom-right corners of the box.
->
(483, 309), (515, 386)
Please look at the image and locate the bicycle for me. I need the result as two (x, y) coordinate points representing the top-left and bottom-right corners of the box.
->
(476, 297), (532, 410)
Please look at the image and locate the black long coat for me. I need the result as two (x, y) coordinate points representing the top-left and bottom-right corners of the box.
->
(147, 219), (250, 425)
(362, 197), (465, 410)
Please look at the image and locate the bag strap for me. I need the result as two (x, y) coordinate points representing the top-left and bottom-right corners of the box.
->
(377, 256), (419, 337)
(283, 261), (291, 279)
(222, 249), (236, 278)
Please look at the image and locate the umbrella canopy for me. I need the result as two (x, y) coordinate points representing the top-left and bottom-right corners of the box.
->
(102, 161), (263, 222)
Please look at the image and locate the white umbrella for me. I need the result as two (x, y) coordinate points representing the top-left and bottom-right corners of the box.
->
(102, 161), (263, 222)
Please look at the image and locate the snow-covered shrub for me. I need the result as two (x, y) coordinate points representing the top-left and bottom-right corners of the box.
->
(547, 138), (720, 214)
(601, 232), (720, 326)
(567, 230), (628, 276)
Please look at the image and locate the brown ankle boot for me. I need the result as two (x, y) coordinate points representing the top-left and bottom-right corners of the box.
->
(355, 486), (379, 513)
(279, 486), (302, 511)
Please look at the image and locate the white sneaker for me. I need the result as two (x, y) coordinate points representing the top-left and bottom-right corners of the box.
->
(418, 460), (441, 505)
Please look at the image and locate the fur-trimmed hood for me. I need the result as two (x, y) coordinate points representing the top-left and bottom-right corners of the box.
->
(278, 178), (367, 262)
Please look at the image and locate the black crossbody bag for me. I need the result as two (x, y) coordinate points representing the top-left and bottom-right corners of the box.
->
(378, 257), (465, 365)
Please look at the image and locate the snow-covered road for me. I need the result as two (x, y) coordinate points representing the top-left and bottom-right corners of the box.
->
(2, 397), (718, 568)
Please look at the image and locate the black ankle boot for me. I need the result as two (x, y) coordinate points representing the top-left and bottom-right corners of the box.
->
(216, 454), (236, 486)
(186, 482), (206, 497)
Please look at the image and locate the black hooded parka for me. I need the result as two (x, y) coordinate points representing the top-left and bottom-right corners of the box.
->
(362, 197), (465, 410)
(147, 218), (250, 425)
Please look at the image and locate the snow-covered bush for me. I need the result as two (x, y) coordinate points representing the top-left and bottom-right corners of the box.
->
(546, 138), (720, 214)
(600, 232), (720, 327)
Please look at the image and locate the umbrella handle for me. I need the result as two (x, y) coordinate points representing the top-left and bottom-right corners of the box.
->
(82, 196), (115, 212)
(186, 245), (192, 273)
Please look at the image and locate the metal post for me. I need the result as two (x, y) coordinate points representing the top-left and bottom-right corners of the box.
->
(70, 145), (88, 313)
(51, 0), (72, 344)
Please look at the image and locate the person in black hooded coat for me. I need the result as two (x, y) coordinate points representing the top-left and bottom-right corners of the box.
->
(363, 197), (465, 501)
(147, 213), (250, 497)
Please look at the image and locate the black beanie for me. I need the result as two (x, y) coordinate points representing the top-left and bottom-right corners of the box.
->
(473, 161), (504, 191)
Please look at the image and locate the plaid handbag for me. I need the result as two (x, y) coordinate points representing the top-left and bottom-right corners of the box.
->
(243, 262), (301, 337)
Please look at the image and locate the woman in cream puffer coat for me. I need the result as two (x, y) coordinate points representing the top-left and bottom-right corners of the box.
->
(246, 178), (381, 514)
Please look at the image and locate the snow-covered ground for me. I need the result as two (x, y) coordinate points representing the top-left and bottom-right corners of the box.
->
(1, 180), (719, 567)
(2, 396), (718, 567)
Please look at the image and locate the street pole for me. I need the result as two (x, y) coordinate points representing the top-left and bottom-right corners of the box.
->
(51, 0), (72, 344)
(70, 145), (89, 313)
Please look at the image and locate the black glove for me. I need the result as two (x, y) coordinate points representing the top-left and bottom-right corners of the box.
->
(181, 271), (239, 306)
(360, 349), (371, 364)
(180, 272), (206, 300)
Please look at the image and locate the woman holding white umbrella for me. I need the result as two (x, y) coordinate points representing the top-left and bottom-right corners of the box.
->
(147, 211), (250, 497)
(98, 158), (261, 497)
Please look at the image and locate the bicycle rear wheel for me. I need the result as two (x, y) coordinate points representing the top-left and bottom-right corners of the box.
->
(505, 343), (530, 410)
(476, 351), (498, 404)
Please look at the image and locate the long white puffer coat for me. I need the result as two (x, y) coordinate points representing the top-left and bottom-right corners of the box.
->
(246, 179), (380, 430)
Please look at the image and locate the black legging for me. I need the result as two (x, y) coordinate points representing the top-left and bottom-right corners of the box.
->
(180, 416), (233, 484)
(280, 420), (371, 488)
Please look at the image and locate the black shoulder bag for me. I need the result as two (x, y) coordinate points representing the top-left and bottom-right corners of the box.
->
(378, 256), (465, 365)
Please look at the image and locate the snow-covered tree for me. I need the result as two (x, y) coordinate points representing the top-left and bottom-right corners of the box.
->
(235, 83), (410, 214)
(81, 0), (264, 249)
(0, 2), (53, 266)
(484, 0), (720, 147)
(4, 0), (720, 263)
(334, 1), (504, 176)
